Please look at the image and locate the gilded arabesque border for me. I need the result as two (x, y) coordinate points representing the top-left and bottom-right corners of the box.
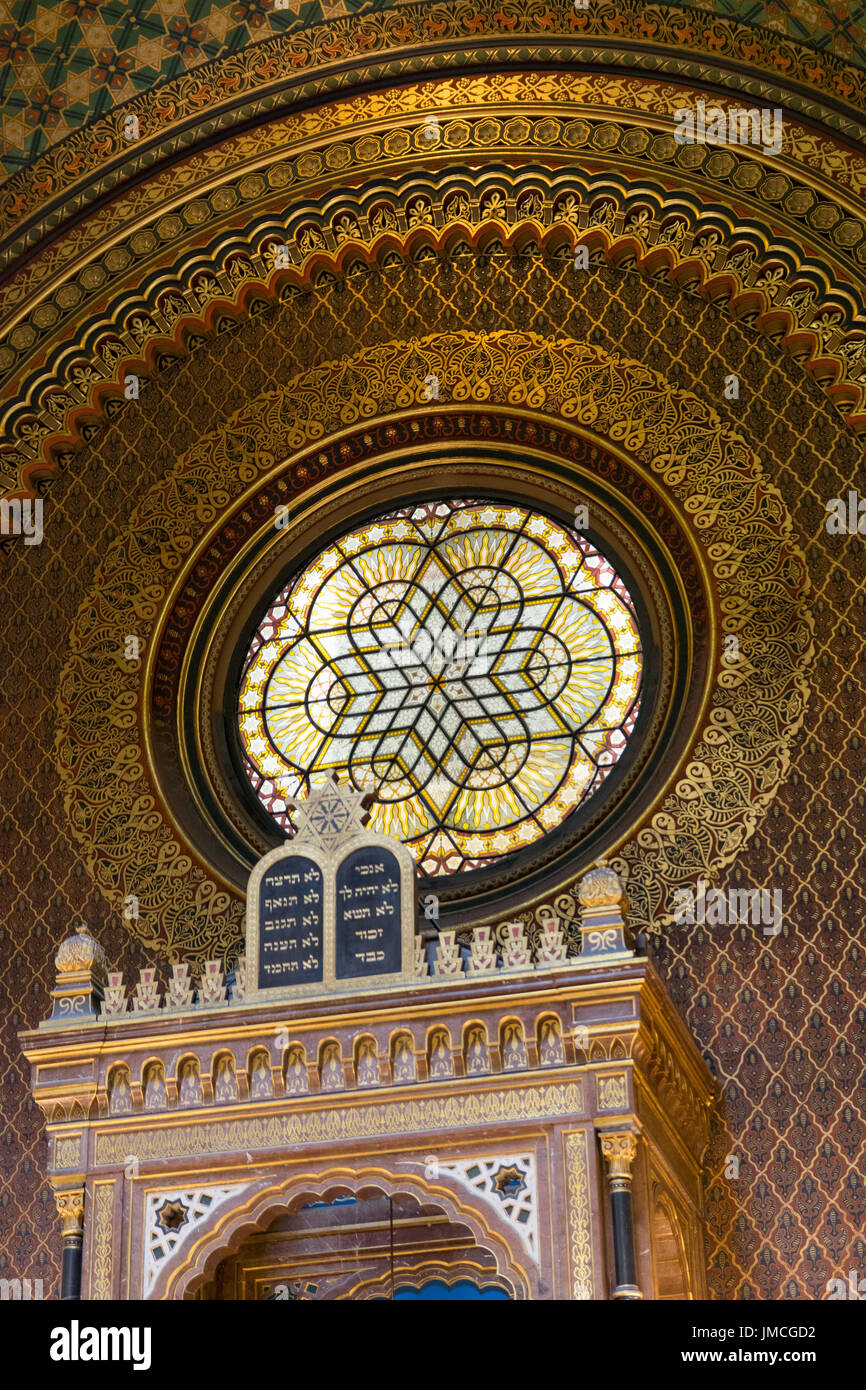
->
(54, 330), (811, 956)
(4, 71), (866, 497)
(95, 1080), (586, 1166)
(3, 0), (865, 250)
(564, 1130), (594, 1299)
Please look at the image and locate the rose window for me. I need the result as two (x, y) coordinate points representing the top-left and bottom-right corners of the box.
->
(238, 499), (642, 875)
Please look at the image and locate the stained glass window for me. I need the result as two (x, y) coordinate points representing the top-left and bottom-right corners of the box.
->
(238, 499), (642, 875)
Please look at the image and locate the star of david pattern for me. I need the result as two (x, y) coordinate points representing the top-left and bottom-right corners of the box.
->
(287, 776), (370, 848)
(238, 500), (642, 875)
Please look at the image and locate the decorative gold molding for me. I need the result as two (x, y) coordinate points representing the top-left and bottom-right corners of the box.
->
(90, 1181), (115, 1300)
(563, 1130), (593, 1300)
(633, 1020), (713, 1167)
(94, 1080), (585, 1167)
(54, 1133), (82, 1170)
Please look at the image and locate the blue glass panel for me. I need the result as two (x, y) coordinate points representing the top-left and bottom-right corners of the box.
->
(391, 1280), (510, 1301)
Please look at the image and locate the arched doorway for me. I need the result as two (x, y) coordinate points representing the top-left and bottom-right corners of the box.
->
(197, 1187), (520, 1300)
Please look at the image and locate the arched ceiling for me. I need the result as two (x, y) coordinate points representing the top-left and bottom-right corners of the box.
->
(1, 0), (864, 177)
(0, 0), (861, 176)
(3, 0), (866, 500)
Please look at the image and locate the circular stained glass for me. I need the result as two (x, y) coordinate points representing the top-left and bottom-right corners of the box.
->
(237, 499), (643, 875)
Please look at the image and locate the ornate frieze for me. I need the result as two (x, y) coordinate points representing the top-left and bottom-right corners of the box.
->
(5, 68), (866, 492)
(28, 957), (715, 1176)
(94, 1083), (587, 1167)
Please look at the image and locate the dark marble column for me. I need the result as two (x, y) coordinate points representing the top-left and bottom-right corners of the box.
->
(599, 1131), (642, 1300)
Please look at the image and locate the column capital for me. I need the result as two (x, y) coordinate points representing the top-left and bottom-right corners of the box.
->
(599, 1130), (640, 1179)
(54, 1186), (85, 1237)
(598, 1130), (642, 1299)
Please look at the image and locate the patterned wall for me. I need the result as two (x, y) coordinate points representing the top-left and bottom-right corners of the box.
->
(1, 0), (866, 175)
(1, 249), (863, 1297)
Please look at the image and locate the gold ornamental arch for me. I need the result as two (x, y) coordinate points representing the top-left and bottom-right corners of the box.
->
(153, 1165), (536, 1301)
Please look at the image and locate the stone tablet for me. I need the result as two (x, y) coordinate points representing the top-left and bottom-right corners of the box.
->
(335, 847), (402, 980)
(244, 777), (417, 1002)
(257, 855), (324, 990)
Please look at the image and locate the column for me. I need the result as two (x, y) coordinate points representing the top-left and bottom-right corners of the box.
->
(55, 1188), (85, 1300)
(599, 1131), (642, 1301)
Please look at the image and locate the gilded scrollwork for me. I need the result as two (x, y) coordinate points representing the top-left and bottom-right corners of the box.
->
(53, 1134), (82, 1170)
(95, 1080), (586, 1166)
(563, 1130), (593, 1299)
(90, 1182), (115, 1300)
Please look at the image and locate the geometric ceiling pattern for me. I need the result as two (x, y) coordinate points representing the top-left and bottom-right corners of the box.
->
(2, 0), (866, 175)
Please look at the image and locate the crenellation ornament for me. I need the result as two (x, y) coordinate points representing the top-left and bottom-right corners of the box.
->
(468, 926), (498, 974)
(166, 964), (195, 1010)
(131, 968), (162, 1014)
(102, 972), (128, 1017)
(432, 931), (464, 977)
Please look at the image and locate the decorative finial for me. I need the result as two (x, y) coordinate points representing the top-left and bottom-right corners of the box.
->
(48, 923), (107, 1022)
(573, 860), (635, 969)
(578, 861), (625, 909)
(54, 923), (107, 981)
